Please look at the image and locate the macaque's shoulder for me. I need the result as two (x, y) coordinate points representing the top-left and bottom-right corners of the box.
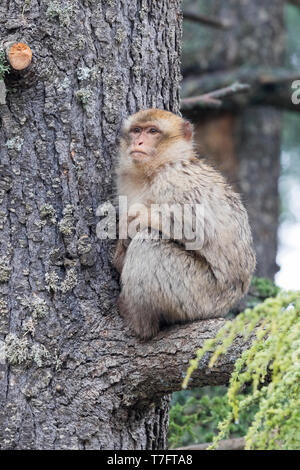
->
(155, 156), (227, 190)
(190, 157), (226, 180)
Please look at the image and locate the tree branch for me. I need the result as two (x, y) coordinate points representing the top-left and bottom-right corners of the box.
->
(181, 82), (250, 110)
(181, 67), (300, 113)
(183, 11), (232, 29)
(121, 318), (252, 406)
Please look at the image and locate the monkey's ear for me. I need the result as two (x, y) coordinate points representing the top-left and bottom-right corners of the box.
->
(182, 121), (193, 141)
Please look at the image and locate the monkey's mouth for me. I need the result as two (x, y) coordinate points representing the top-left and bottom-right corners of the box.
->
(130, 150), (148, 157)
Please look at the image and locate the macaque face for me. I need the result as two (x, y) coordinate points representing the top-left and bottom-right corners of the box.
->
(120, 109), (194, 167)
(128, 123), (162, 161)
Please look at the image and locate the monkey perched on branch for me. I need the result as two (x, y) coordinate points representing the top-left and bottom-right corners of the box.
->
(114, 109), (256, 340)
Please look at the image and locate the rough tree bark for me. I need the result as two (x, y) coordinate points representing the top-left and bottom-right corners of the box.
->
(181, 0), (286, 279)
(0, 1), (253, 450)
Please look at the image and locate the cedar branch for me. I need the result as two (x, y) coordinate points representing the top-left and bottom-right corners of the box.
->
(122, 317), (252, 406)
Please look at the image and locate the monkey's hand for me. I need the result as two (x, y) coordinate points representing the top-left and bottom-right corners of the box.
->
(127, 207), (162, 239)
(113, 238), (131, 274)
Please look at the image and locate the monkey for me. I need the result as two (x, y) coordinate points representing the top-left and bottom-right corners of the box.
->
(113, 108), (256, 340)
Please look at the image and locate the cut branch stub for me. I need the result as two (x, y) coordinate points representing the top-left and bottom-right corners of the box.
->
(6, 42), (32, 71)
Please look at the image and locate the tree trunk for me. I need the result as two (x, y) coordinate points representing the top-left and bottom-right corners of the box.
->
(0, 0), (185, 450)
(182, 0), (285, 279)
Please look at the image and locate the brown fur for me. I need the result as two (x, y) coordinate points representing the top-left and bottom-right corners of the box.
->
(114, 109), (256, 340)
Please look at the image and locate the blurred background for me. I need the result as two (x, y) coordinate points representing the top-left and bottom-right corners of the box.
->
(169, 0), (300, 449)
(180, 0), (300, 290)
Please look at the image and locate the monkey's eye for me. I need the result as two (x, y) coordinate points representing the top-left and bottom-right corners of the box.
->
(149, 128), (159, 134)
(132, 127), (142, 134)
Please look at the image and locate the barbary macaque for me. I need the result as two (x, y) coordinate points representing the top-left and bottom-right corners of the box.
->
(113, 108), (256, 340)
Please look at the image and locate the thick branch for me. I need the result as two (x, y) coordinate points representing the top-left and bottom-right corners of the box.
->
(183, 11), (232, 29)
(181, 67), (300, 113)
(121, 318), (251, 406)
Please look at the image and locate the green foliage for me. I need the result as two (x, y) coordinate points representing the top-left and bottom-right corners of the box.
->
(250, 276), (280, 299)
(182, 290), (300, 450)
(0, 48), (10, 81)
(169, 386), (257, 448)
